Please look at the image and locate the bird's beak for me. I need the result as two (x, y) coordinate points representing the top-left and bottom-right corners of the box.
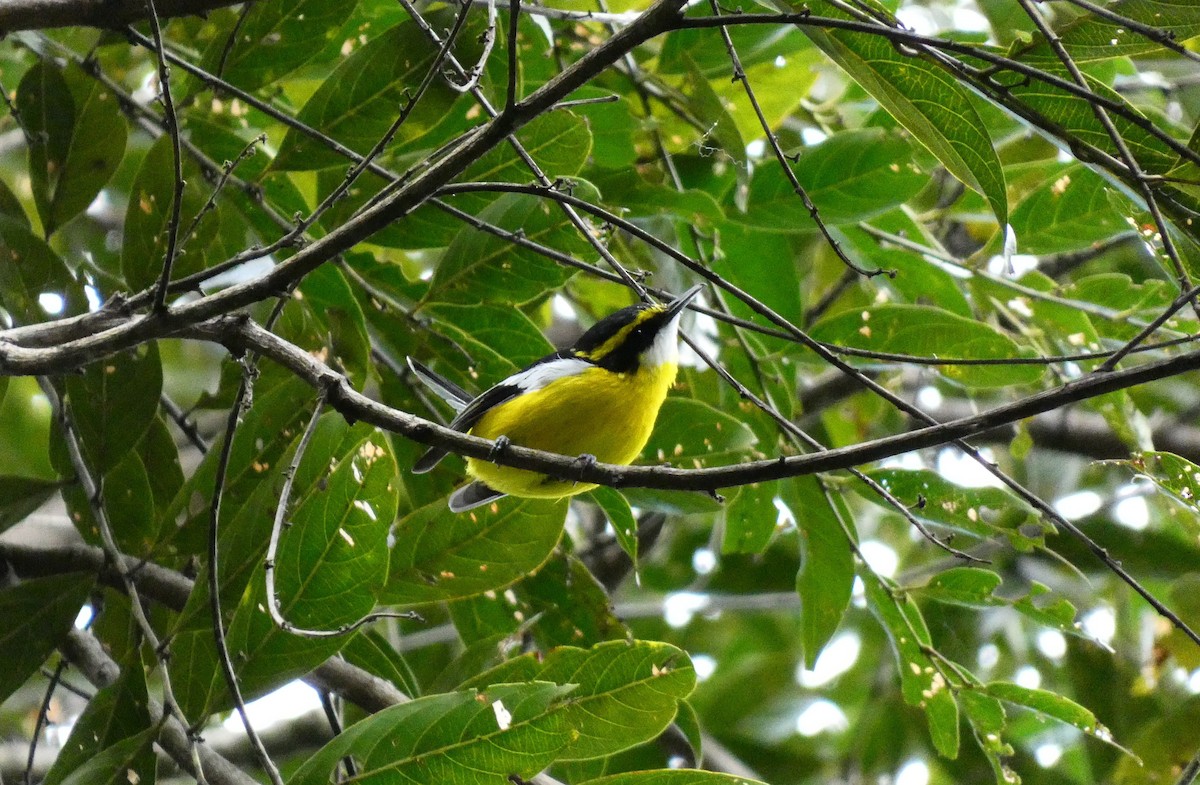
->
(665, 284), (704, 319)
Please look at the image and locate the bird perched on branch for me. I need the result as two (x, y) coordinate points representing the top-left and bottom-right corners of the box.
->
(409, 284), (703, 512)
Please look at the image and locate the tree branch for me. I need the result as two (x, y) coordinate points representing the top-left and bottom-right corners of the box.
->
(0, 0), (242, 33)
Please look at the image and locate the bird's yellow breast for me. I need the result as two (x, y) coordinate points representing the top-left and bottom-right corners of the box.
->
(465, 362), (677, 499)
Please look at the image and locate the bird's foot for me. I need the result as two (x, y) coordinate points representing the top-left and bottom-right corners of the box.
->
(488, 435), (511, 462)
(574, 453), (598, 470)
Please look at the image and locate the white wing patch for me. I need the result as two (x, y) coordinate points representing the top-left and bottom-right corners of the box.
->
(506, 357), (592, 392)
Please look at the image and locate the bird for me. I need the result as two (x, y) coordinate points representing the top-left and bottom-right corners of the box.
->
(408, 284), (703, 512)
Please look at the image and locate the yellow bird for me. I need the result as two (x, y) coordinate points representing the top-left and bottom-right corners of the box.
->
(409, 285), (703, 511)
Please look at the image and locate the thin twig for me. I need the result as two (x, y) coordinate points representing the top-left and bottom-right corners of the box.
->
(38, 378), (209, 784)
(142, 0), (186, 313)
(207, 357), (285, 785)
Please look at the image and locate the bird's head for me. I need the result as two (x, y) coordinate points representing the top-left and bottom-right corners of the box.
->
(571, 285), (703, 373)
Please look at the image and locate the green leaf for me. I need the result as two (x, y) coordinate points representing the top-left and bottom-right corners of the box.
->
(16, 60), (126, 235)
(44, 658), (154, 785)
(959, 690), (1017, 785)
(810, 304), (1044, 388)
(584, 772), (768, 785)
(1123, 451), (1200, 530)
(342, 629), (422, 698)
(589, 485), (640, 570)
(0, 476), (60, 536)
(290, 682), (578, 784)
(57, 729), (157, 785)
(273, 19), (467, 170)
(169, 418), (396, 715)
(164, 375), (314, 553)
(0, 174), (29, 227)
(860, 468), (1047, 550)
(55, 343), (163, 476)
(0, 574), (93, 704)
(199, 0), (359, 91)
(422, 189), (594, 306)
(463, 640), (697, 760)
(798, 3), (1008, 227)
(0, 215), (85, 325)
(984, 682), (1129, 753)
(461, 109), (594, 184)
(121, 135), (226, 292)
(864, 571), (960, 759)
(642, 398), (758, 470)
(1001, 63), (1178, 179)
(791, 476), (855, 666)
(1034, 0), (1200, 61)
(1005, 164), (1128, 255)
(382, 497), (566, 606)
(739, 129), (927, 229)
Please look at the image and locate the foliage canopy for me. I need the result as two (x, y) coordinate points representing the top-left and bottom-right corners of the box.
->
(1, 0), (1200, 783)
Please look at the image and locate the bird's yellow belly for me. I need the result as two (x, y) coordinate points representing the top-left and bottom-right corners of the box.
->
(466, 363), (676, 499)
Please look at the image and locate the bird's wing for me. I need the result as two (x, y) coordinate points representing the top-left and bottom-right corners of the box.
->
(411, 381), (523, 473)
(409, 352), (592, 474)
(449, 481), (507, 512)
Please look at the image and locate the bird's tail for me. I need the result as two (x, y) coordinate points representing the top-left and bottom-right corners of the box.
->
(407, 357), (470, 473)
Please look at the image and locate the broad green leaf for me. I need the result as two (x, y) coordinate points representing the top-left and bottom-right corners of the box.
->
(382, 497), (566, 605)
(0, 574), (92, 704)
(985, 682), (1129, 753)
(739, 129), (926, 229)
(1031, 0), (1200, 61)
(660, 55), (747, 176)
(660, 22), (811, 78)
(268, 420), (396, 630)
(1122, 451), (1200, 533)
(589, 485), (640, 570)
(16, 60), (126, 235)
(342, 629), (422, 698)
(273, 19), (468, 170)
(917, 567), (1003, 606)
(0, 175), (28, 226)
(295, 264), (373, 388)
(960, 690), (1017, 785)
(290, 683), (577, 785)
(642, 398), (758, 470)
(200, 0), (359, 91)
(791, 476), (855, 666)
(517, 555), (628, 647)
(1004, 164), (1127, 254)
(864, 572), (961, 759)
(163, 375), (314, 553)
(1000, 62), (1178, 179)
(860, 468), (1047, 550)
(461, 109), (594, 185)
(121, 135), (226, 292)
(53, 342), (162, 476)
(463, 640), (696, 760)
(421, 301), (556, 379)
(57, 729), (157, 785)
(797, 2), (1008, 227)
(63, 447), (157, 552)
(171, 419), (396, 716)
(450, 553), (627, 649)
(0, 476), (60, 536)
(591, 169), (724, 225)
(423, 189), (595, 306)
(0, 215), (85, 325)
(810, 304), (1044, 388)
(585, 772), (769, 785)
(914, 568), (1081, 639)
(44, 658), (153, 785)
